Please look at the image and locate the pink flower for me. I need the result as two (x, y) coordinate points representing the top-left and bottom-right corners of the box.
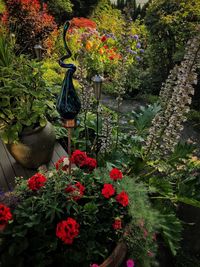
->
(91, 264), (99, 267)
(126, 259), (135, 267)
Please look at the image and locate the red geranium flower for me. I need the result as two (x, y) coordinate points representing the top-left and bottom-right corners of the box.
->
(70, 150), (87, 168)
(102, 184), (115, 199)
(0, 204), (12, 227)
(116, 191), (129, 207)
(55, 156), (69, 171)
(112, 218), (122, 230)
(28, 173), (47, 191)
(56, 217), (79, 244)
(101, 35), (107, 42)
(65, 182), (85, 201)
(83, 157), (97, 171)
(109, 168), (123, 181)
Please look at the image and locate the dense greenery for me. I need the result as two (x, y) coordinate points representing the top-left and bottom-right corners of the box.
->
(0, 0), (200, 266)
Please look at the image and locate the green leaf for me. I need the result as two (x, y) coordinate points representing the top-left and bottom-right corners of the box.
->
(177, 196), (200, 208)
(39, 117), (47, 127)
(159, 213), (182, 256)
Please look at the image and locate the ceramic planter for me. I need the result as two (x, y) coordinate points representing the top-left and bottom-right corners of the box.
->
(7, 121), (56, 169)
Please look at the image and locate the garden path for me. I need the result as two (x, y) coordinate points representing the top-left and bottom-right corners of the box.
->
(101, 93), (200, 155)
(0, 140), (67, 192)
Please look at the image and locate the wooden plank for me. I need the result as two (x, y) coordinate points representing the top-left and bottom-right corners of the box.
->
(0, 140), (68, 190)
(2, 141), (27, 178)
(0, 162), (9, 192)
(0, 140), (15, 190)
(54, 142), (68, 158)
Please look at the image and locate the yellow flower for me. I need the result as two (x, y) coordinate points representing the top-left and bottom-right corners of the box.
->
(85, 41), (93, 51)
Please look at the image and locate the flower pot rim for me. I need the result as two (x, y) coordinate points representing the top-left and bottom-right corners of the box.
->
(21, 121), (48, 136)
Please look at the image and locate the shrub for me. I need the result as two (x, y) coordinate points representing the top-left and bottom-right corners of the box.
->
(3, 0), (57, 55)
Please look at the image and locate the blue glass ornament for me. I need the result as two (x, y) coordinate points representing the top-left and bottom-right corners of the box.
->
(56, 21), (81, 120)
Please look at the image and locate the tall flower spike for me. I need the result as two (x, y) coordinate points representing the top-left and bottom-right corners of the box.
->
(144, 31), (200, 157)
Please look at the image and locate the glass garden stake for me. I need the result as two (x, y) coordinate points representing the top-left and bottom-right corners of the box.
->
(56, 21), (81, 174)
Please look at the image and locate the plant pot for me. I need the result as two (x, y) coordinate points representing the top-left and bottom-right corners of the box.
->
(6, 121), (56, 169)
(100, 241), (127, 267)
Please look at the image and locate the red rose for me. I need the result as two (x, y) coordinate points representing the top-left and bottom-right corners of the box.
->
(116, 191), (129, 207)
(0, 204), (12, 227)
(83, 157), (97, 171)
(70, 150), (87, 167)
(101, 35), (107, 42)
(65, 182), (85, 201)
(28, 173), (47, 191)
(112, 218), (122, 230)
(56, 217), (79, 244)
(102, 184), (115, 199)
(109, 168), (123, 181)
(55, 156), (69, 171)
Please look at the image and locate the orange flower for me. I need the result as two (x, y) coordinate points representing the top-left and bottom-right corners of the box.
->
(85, 40), (93, 50)
(99, 48), (104, 55)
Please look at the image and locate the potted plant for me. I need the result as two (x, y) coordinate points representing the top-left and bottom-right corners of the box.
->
(0, 150), (159, 267)
(0, 33), (56, 168)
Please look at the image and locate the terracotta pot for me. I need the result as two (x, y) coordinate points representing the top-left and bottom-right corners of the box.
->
(7, 121), (56, 169)
(100, 241), (127, 267)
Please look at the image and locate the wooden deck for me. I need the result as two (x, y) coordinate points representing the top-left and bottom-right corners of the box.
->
(0, 139), (67, 192)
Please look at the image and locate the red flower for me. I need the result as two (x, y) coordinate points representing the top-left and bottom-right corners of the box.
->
(109, 168), (123, 181)
(55, 156), (69, 171)
(65, 182), (85, 201)
(109, 55), (114, 60)
(103, 45), (108, 49)
(112, 218), (122, 230)
(83, 157), (97, 171)
(70, 17), (96, 29)
(56, 218), (79, 244)
(28, 173), (47, 191)
(0, 204), (12, 227)
(101, 35), (107, 42)
(116, 191), (129, 207)
(70, 150), (87, 168)
(102, 184), (115, 199)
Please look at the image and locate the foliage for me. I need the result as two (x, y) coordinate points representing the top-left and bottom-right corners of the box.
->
(144, 0), (200, 93)
(0, 31), (13, 67)
(46, 0), (73, 24)
(0, 0), (5, 14)
(71, 0), (99, 17)
(0, 40), (55, 143)
(2, 0), (57, 55)
(187, 109), (200, 130)
(92, 0), (124, 38)
(0, 154), (159, 266)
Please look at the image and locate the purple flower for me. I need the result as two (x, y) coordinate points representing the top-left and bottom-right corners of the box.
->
(127, 48), (138, 55)
(136, 56), (141, 61)
(136, 42), (141, 48)
(106, 33), (116, 40)
(126, 259), (135, 267)
(133, 34), (139, 40)
(140, 49), (145, 53)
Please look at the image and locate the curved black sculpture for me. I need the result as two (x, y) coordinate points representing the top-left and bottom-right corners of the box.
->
(56, 21), (81, 120)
